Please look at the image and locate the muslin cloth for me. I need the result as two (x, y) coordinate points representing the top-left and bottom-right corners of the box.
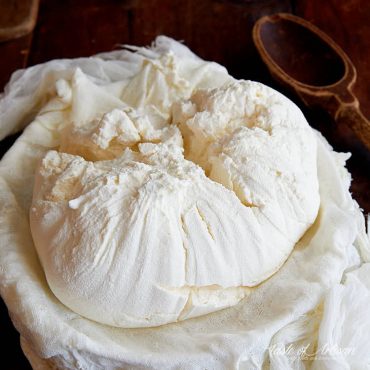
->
(0, 36), (369, 370)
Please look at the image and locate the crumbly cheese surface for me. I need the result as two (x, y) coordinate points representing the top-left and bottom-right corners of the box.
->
(29, 52), (319, 327)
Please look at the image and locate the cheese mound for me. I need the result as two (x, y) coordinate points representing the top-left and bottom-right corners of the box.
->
(29, 52), (320, 328)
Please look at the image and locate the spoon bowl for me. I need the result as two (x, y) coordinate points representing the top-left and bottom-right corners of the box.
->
(253, 13), (370, 151)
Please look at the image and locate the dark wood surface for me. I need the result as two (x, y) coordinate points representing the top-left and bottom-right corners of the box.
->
(0, 1), (369, 369)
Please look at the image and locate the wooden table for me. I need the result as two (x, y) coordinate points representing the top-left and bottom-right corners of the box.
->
(0, 1), (369, 368)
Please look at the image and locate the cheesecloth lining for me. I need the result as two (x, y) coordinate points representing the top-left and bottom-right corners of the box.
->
(0, 36), (369, 370)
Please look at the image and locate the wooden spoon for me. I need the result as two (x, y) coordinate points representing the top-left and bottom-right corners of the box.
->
(252, 13), (370, 151)
(0, 0), (40, 42)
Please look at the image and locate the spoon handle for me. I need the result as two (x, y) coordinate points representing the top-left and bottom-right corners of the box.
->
(335, 102), (370, 151)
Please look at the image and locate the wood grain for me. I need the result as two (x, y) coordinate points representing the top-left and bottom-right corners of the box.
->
(28, 0), (130, 64)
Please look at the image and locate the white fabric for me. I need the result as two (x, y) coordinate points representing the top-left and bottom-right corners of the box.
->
(0, 36), (369, 369)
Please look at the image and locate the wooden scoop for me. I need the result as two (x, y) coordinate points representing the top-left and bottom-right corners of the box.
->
(253, 13), (370, 151)
(0, 0), (40, 42)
